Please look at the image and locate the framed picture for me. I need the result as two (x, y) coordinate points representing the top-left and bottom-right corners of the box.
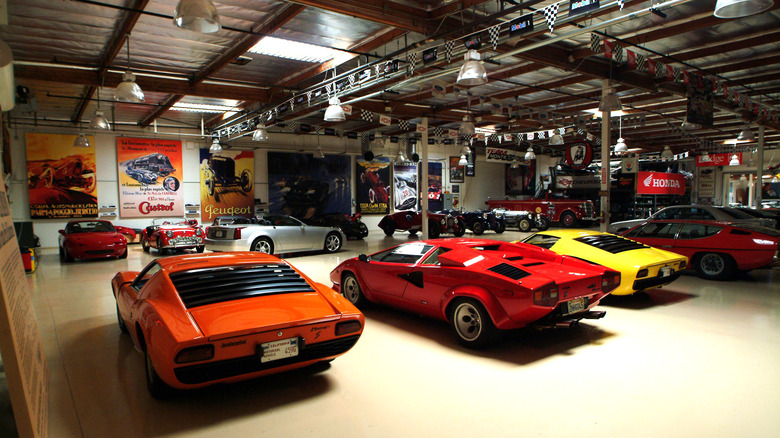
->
(452, 184), (459, 194)
(449, 156), (465, 183)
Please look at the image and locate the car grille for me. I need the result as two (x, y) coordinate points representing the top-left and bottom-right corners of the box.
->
(446, 216), (455, 228)
(488, 263), (530, 281)
(173, 335), (360, 384)
(169, 264), (315, 308)
(583, 203), (593, 216)
(170, 236), (198, 245)
(574, 234), (649, 254)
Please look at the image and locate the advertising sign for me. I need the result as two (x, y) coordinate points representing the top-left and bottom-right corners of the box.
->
(356, 157), (391, 214)
(393, 163), (418, 211)
(427, 162), (443, 211)
(696, 152), (741, 167)
(506, 160), (536, 196)
(555, 174), (601, 189)
(698, 168), (716, 198)
(485, 147), (519, 163)
(637, 171), (686, 195)
(199, 149), (255, 222)
(26, 133), (98, 219)
(449, 156), (465, 183)
(117, 137), (184, 218)
(564, 140), (593, 170)
(622, 156), (638, 173)
(569, 0), (600, 16)
(267, 152), (351, 217)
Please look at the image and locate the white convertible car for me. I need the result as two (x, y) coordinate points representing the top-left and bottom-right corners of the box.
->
(205, 214), (344, 255)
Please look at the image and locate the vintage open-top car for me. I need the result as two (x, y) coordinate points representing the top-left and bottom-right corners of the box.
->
(443, 209), (506, 235)
(201, 155), (253, 197)
(493, 208), (551, 232)
(330, 238), (620, 348)
(140, 218), (205, 254)
(379, 210), (466, 238)
(58, 219), (127, 262)
(112, 252), (364, 397)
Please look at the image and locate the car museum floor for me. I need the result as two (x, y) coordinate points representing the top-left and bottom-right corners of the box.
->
(8, 229), (780, 438)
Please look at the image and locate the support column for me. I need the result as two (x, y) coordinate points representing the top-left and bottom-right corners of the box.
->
(421, 117), (429, 238)
(756, 125), (764, 208)
(600, 80), (612, 232)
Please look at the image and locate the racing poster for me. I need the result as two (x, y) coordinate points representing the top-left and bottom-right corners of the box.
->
(392, 163), (418, 212)
(199, 149), (255, 222)
(506, 160), (536, 196)
(267, 152), (350, 218)
(356, 157), (390, 214)
(427, 161), (443, 211)
(26, 133), (98, 219)
(117, 137), (184, 218)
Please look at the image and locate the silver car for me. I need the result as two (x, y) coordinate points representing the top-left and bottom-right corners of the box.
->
(205, 214), (344, 255)
(608, 205), (776, 234)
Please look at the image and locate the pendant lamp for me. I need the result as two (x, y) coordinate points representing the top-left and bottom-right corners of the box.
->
(252, 123), (269, 141)
(729, 154), (740, 166)
(714, 0), (772, 18)
(524, 146), (536, 161)
(73, 133), (91, 148)
(661, 146), (674, 161)
(89, 87), (110, 130)
(174, 0), (222, 33)
(456, 50), (487, 86)
(324, 97), (346, 122)
(209, 138), (222, 154)
(115, 36), (144, 102)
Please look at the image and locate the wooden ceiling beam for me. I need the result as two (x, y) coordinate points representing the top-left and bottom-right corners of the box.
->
(289, 0), (435, 34)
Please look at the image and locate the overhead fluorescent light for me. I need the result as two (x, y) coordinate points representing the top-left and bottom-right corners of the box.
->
(248, 36), (352, 64)
(171, 102), (238, 113)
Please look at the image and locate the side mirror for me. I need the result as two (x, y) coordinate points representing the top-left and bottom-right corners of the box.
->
(58, 229), (65, 235)
(358, 254), (369, 263)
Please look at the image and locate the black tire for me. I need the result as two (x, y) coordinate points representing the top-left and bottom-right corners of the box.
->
(408, 230), (418, 236)
(448, 298), (498, 349)
(560, 211), (578, 228)
(251, 237), (274, 254)
(324, 232), (342, 253)
(518, 218), (532, 232)
(494, 220), (506, 234)
(453, 218), (466, 237)
(143, 339), (172, 399)
(382, 222), (396, 236)
(157, 238), (167, 255)
(358, 223), (368, 239)
(119, 248), (128, 259)
(536, 217), (551, 231)
(694, 252), (736, 281)
(59, 246), (66, 262)
(117, 303), (128, 334)
(196, 245), (205, 253)
(472, 220), (485, 236)
(240, 169), (253, 192)
(341, 272), (369, 307)
(428, 220), (441, 239)
(141, 237), (150, 253)
(62, 246), (74, 263)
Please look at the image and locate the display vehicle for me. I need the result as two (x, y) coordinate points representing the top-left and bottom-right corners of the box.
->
(140, 218), (205, 254)
(58, 220), (127, 262)
(302, 213), (369, 240)
(111, 252), (364, 397)
(445, 209), (506, 235)
(114, 225), (142, 244)
(486, 191), (597, 228)
(330, 238), (620, 348)
(622, 220), (780, 280)
(205, 214), (343, 255)
(608, 205), (775, 234)
(520, 230), (688, 295)
(492, 208), (550, 232)
(378, 211), (466, 238)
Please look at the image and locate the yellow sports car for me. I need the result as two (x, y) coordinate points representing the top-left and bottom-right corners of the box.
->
(518, 230), (688, 296)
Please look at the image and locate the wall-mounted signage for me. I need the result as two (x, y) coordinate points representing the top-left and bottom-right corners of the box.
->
(563, 140), (593, 170)
(637, 171), (686, 195)
(347, 131), (358, 139)
(384, 59), (399, 74)
(463, 36), (482, 50)
(466, 153), (475, 177)
(569, 0), (600, 16)
(423, 47), (438, 64)
(485, 147), (519, 163)
(509, 14), (534, 36)
(696, 152), (741, 167)
(556, 174), (601, 189)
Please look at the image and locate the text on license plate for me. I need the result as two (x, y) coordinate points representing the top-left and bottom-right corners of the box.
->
(214, 230), (225, 238)
(564, 297), (586, 315)
(660, 267), (673, 278)
(260, 337), (299, 363)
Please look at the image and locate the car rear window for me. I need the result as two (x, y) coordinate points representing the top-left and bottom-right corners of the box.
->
(522, 234), (559, 249)
(574, 234), (649, 253)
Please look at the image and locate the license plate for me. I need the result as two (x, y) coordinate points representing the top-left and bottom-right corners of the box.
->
(260, 337), (299, 363)
(214, 230), (225, 238)
(660, 267), (673, 278)
(564, 297), (585, 315)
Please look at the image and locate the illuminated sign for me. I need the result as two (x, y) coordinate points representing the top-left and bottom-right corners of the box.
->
(509, 14), (534, 36)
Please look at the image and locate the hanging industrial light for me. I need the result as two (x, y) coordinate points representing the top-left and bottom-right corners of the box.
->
(456, 50), (487, 86)
(524, 146), (536, 161)
(324, 97), (346, 122)
(714, 0), (772, 18)
(252, 123), (269, 141)
(458, 115), (476, 137)
(699, 150), (711, 163)
(209, 138), (222, 154)
(729, 154), (741, 166)
(314, 147), (325, 159)
(613, 116), (627, 154)
(173, 0), (222, 33)
(549, 131), (564, 146)
(661, 145), (674, 161)
(510, 157), (520, 169)
(599, 89), (622, 112)
(737, 125), (755, 141)
(88, 87), (110, 130)
(73, 133), (90, 148)
(115, 36), (144, 102)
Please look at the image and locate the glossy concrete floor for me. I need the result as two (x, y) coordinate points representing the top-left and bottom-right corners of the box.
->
(16, 229), (780, 437)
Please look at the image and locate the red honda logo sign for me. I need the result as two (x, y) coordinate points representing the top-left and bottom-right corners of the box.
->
(637, 171), (686, 195)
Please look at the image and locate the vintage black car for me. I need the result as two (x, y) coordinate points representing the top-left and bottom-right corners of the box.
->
(126, 153), (175, 177)
(493, 208), (550, 232)
(451, 209), (507, 235)
(125, 168), (159, 185)
(202, 155), (253, 197)
(302, 213), (369, 240)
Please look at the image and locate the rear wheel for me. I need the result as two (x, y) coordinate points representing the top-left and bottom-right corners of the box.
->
(448, 299), (498, 349)
(382, 222), (396, 236)
(196, 245), (205, 253)
(694, 252), (736, 280)
(518, 218), (532, 232)
(560, 211), (577, 228)
(157, 238), (167, 255)
(536, 217), (551, 231)
(251, 237), (274, 254)
(119, 248), (128, 259)
(324, 232), (342, 253)
(143, 339), (172, 399)
(453, 218), (466, 237)
(342, 273), (369, 307)
(472, 220), (485, 236)
(428, 221), (441, 238)
(494, 220), (506, 234)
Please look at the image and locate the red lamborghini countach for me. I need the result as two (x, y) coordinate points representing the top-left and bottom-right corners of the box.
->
(111, 252), (364, 397)
(330, 238), (620, 348)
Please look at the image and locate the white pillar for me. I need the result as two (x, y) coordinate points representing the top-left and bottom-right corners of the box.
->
(756, 125), (764, 207)
(600, 80), (612, 232)
(421, 117), (429, 238)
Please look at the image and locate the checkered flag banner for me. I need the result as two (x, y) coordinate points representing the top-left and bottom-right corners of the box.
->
(489, 24), (501, 50)
(433, 127), (443, 137)
(360, 109), (374, 122)
(590, 33), (601, 53)
(618, 0), (625, 10)
(399, 119), (410, 131)
(337, 129), (345, 138)
(348, 74), (357, 88)
(306, 91), (312, 106)
(593, 137), (601, 146)
(613, 44), (624, 63)
(673, 67), (681, 82)
(537, 130), (546, 139)
(360, 132), (368, 142)
(445, 40), (455, 63)
(655, 62), (666, 78)
(489, 133), (500, 142)
(314, 125), (321, 134)
(288, 121), (297, 133)
(576, 128), (585, 135)
(408, 52), (418, 75)
(541, 3), (559, 33)
(636, 54), (646, 72)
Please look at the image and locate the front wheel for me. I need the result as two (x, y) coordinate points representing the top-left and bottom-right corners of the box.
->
(141, 237), (150, 252)
(494, 220), (506, 234)
(536, 217), (551, 231)
(448, 299), (498, 349)
(472, 220), (485, 236)
(251, 237), (274, 254)
(341, 273), (369, 307)
(119, 248), (128, 259)
(196, 245), (205, 253)
(518, 218), (532, 232)
(694, 252), (736, 281)
(157, 238), (167, 255)
(453, 218), (466, 237)
(324, 232), (342, 253)
(428, 220), (441, 239)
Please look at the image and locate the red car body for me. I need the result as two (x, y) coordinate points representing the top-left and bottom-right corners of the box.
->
(58, 220), (127, 262)
(114, 225), (141, 243)
(621, 220), (780, 280)
(112, 252), (364, 397)
(330, 238), (620, 348)
(140, 218), (205, 254)
(378, 210), (466, 238)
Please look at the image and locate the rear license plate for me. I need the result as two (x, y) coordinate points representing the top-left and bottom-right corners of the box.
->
(260, 337), (299, 363)
(564, 297), (585, 315)
(214, 230), (225, 238)
(660, 267), (673, 278)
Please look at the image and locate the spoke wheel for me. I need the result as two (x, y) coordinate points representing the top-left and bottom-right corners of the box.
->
(560, 211), (577, 228)
(448, 299), (497, 349)
(324, 233), (342, 253)
(494, 220), (506, 234)
(251, 237), (273, 254)
(518, 218), (532, 232)
(695, 252), (735, 280)
(536, 217), (551, 231)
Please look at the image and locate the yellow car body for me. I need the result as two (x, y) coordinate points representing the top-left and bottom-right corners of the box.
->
(518, 230), (688, 296)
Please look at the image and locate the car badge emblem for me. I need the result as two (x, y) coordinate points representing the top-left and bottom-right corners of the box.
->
(277, 331), (283, 337)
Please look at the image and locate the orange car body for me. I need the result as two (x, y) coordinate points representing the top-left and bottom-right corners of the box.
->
(111, 252), (364, 394)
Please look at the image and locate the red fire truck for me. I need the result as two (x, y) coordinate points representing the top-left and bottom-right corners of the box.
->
(486, 191), (598, 228)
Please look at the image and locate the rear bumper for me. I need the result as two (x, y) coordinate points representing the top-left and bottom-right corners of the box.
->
(633, 272), (681, 292)
(204, 238), (249, 252)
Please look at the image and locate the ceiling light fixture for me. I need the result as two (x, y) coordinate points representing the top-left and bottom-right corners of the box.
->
(661, 145), (674, 161)
(458, 115), (476, 137)
(456, 50), (487, 86)
(549, 131), (564, 146)
(510, 157), (520, 169)
(737, 125), (755, 141)
(173, 0), (222, 33)
(324, 97), (346, 122)
(614, 116), (627, 155)
(115, 36), (144, 103)
(396, 148), (406, 164)
(699, 150), (711, 163)
(714, 0), (772, 18)
(729, 154), (740, 166)
(73, 132), (90, 148)
(458, 154), (468, 166)
(314, 147), (325, 159)
(209, 138), (222, 154)
(88, 87), (110, 130)
(248, 36), (351, 64)
(681, 120), (702, 130)
(599, 88), (622, 112)
(252, 123), (269, 141)
(524, 146), (536, 161)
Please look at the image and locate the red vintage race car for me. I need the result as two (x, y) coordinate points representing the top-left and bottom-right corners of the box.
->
(112, 252), (364, 397)
(360, 169), (389, 204)
(58, 220), (127, 262)
(140, 218), (205, 254)
(379, 210), (466, 238)
(330, 238), (620, 348)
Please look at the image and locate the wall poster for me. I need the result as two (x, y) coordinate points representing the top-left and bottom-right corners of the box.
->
(393, 163), (418, 211)
(117, 137), (184, 218)
(199, 149), (255, 223)
(449, 156), (465, 183)
(26, 133), (97, 219)
(267, 152), (350, 218)
(356, 157), (391, 215)
(506, 160), (536, 196)
(427, 161), (443, 211)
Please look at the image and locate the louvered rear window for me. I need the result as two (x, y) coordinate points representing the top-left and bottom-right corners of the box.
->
(169, 264), (314, 308)
(488, 263), (530, 281)
(575, 234), (649, 254)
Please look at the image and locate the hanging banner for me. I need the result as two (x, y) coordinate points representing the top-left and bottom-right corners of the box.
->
(393, 163), (418, 211)
(466, 153), (476, 177)
(569, 0), (600, 16)
(199, 149), (255, 222)
(637, 171), (686, 195)
(687, 75), (714, 128)
(356, 157), (391, 214)
(564, 140), (594, 170)
(117, 137), (184, 218)
(696, 152), (741, 167)
(485, 147), (520, 163)
(26, 133), (98, 219)
(267, 152), (351, 218)
(556, 174), (600, 189)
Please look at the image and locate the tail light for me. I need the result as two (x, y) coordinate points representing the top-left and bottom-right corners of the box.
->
(233, 227), (246, 239)
(601, 271), (621, 293)
(175, 344), (214, 364)
(533, 284), (559, 307)
(336, 320), (362, 336)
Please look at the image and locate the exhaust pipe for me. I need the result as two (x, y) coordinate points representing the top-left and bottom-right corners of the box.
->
(555, 320), (579, 329)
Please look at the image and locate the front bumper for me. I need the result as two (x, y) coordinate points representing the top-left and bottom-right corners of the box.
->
(162, 236), (203, 249)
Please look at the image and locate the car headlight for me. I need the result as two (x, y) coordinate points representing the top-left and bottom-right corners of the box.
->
(441, 219), (446, 225)
(483, 213), (488, 219)
(165, 230), (173, 237)
(195, 228), (203, 236)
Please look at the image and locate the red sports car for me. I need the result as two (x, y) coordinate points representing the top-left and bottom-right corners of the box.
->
(622, 220), (780, 280)
(140, 218), (205, 254)
(58, 220), (127, 262)
(379, 210), (466, 238)
(112, 252), (364, 397)
(330, 238), (620, 348)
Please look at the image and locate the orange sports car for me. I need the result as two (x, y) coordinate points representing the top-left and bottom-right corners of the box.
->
(111, 252), (364, 397)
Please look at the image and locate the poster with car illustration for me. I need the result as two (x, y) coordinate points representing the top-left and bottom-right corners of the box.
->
(356, 157), (390, 214)
(392, 163), (417, 212)
(199, 149), (255, 222)
(117, 137), (184, 218)
(26, 133), (98, 219)
(267, 152), (350, 219)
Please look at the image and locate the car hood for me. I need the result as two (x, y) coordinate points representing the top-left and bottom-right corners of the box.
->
(189, 292), (342, 341)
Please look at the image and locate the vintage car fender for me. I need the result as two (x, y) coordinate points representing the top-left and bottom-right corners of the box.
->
(439, 285), (520, 330)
